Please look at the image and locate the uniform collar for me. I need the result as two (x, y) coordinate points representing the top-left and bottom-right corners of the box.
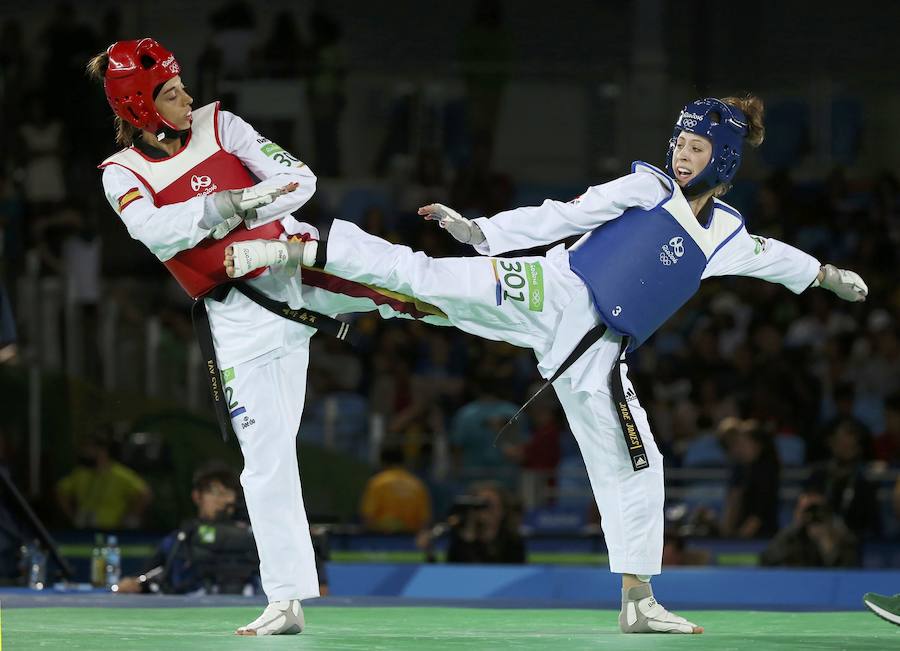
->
(133, 132), (189, 159)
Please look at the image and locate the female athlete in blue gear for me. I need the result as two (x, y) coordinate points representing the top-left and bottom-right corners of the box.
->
(226, 95), (868, 634)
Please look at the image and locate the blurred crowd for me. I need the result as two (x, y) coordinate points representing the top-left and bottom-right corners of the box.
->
(1, 1), (899, 576)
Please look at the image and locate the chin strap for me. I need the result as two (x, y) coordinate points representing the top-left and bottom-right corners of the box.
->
(154, 125), (190, 142)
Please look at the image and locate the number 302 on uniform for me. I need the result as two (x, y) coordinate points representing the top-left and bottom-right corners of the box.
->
(491, 259), (544, 312)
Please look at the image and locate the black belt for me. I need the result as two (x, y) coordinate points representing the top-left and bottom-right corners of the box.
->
(495, 323), (649, 472)
(191, 282), (354, 442)
(608, 338), (650, 471)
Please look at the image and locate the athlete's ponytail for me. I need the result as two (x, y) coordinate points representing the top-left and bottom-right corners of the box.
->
(86, 50), (137, 147)
(723, 95), (765, 148)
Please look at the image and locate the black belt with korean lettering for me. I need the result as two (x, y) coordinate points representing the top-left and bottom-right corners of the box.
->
(495, 323), (649, 472)
(190, 282), (353, 442)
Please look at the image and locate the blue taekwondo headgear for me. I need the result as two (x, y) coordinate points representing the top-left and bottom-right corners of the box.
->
(665, 98), (749, 198)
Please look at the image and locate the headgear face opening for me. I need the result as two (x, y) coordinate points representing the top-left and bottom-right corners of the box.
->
(103, 38), (182, 137)
(665, 98), (749, 198)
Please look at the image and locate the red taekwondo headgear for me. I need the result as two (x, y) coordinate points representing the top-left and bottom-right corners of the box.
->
(103, 38), (182, 137)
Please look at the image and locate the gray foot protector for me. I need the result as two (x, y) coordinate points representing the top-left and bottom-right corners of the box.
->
(618, 583), (699, 634)
(237, 599), (305, 635)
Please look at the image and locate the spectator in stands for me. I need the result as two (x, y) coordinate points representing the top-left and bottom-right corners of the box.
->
(869, 176), (900, 290)
(309, 334), (363, 394)
(849, 324), (900, 432)
(760, 490), (858, 567)
(744, 320), (819, 442)
(117, 461), (239, 592)
(661, 529), (711, 567)
(118, 462), (329, 596)
(17, 93), (66, 215)
(307, 8), (347, 176)
(255, 10), (307, 79)
(785, 290), (857, 352)
(360, 444), (432, 533)
(208, 0), (257, 80)
(55, 430), (152, 529)
(502, 387), (562, 508)
(458, 0), (511, 156)
(396, 148), (451, 214)
(449, 138), (514, 217)
(369, 332), (448, 466)
(34, 207), (102, 380)
(874, 393), (900, 466)
(117, 462), (256, 594)
(445, 481), (525, 564)
(807, 419), (881, 537)
(721, 419), (780, 538)
(450, 370), (522, 487)
(753, 170), (796, 238)
(817, 381), (871, 462)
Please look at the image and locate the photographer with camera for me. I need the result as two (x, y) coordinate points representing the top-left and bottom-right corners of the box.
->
(117, 462), (260, 594)
(422, 481), (526, 565)
(759, 490), (858, 567)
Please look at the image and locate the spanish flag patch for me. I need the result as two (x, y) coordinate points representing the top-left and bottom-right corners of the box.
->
(117, 187), (142, 212)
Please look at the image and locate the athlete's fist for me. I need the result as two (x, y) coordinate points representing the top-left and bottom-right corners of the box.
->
(816, 264), (868, 302)
(418, 203), (485, 246)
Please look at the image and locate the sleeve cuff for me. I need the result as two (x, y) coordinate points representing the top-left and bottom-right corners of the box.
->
(795, 257), (823, 293)
(471, 217), (495, 256)
(200, 195), (227, 229)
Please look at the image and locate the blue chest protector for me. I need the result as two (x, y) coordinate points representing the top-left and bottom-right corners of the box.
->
(568, 162), (741, 351)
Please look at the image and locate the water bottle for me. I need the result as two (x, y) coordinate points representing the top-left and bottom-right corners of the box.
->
(91, 533), (106, 587)
(26, 541), (47, 590)
(105, 534), (121, 589)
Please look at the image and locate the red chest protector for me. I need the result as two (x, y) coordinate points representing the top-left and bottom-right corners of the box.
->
(99, 102), (284, 299)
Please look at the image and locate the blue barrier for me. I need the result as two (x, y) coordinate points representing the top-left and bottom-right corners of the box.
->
(327, 564), (900, 611)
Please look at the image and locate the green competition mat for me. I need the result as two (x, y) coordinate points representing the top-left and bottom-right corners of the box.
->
(2, 606), (895, 650)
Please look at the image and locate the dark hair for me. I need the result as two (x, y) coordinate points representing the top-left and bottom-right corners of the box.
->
(85, 425), (115, 450)
(469, 480), (521, 533)
(379, 445), (405, 467)
(85, 49), (137, 147)
(192, 461), (240, 494)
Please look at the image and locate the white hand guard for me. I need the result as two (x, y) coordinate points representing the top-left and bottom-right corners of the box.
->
(211, 184), (294, 223)
(814, 264), (868, 302)
(420, 203), (485, 245)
